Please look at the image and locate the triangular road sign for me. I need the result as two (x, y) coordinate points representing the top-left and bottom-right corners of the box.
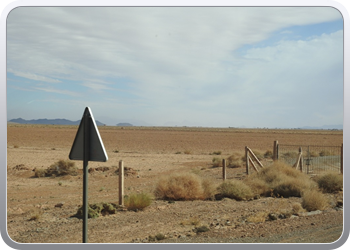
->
(69, 107), (108, 162)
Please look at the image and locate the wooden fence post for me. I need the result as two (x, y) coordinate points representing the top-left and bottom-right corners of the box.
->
(273, 140), (278, 161)
(119, 160), (124, 206)
(222, 159), (226, 180)
(245, 146), (249, 175)
(247, 147), (264, 168)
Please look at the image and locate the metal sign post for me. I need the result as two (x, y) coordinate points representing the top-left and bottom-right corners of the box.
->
(69, 107), (108, 243)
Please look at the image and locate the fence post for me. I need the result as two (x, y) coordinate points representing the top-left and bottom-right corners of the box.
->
(119, 160), (124, 206)
(273, 140), (278, 161)
(299, 147), (303, 172)
(222, 159), (226, 180)
(341, 143), (343, 174)
(245, 146), (249, 175)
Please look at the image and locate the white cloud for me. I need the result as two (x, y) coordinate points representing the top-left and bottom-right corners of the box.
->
(8, 69), (61, 83)
(6, 7), (343, 127)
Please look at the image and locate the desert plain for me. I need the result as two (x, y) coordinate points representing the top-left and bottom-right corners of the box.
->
(6, 124), (344, 244)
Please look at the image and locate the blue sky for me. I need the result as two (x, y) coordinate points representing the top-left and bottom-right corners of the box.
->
(6, 7), (343, 128)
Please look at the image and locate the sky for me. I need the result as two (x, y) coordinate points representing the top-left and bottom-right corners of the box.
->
(6, 6), (344, 128)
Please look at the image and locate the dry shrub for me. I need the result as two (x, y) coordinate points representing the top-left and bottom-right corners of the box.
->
(246, 211), (268, 223)
(47, 160), (77, 177)
(301, 190), (329, 212)
(227, 153), (243, 168)
(180, 217), (201, 226)
(201, 178), (217, 200)
(124, 193), (152, 211)
(154, 173), (213, 201)
(244, 162), (316, 197)
(75, 202), (118, 218)
(35, 160), (77, 178)
(283, 151), (299, 158)
(291, 203), (306, 214)
(28, 208), (43, 221)
(309, 151), (318, 157)
(217, 180), (254, 201)
(319, 150), (332, 156)
(34, 168), (47, 178)
(264, 150), (273, 159)
(211, 157), (222, 168)
(244, 177), (270, 196)
(253, 150), (264, 160)
(314, 172), (343, 193)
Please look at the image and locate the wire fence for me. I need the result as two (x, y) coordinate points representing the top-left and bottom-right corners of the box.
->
(277, 144), (342, 174)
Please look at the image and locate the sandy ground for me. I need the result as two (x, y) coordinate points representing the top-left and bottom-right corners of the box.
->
(6, 124), (344, 244)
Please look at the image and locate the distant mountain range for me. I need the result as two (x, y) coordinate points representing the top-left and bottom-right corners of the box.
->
(8, 118), (105, 126)
(116, 123), (133, 126)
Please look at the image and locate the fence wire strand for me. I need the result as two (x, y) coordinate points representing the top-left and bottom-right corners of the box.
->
(278, 144), (342, 174)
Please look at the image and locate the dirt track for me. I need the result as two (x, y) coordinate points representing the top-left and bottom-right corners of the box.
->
(6, 124), (344, 244)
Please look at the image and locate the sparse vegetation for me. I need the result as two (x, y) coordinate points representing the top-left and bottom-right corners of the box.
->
(211, 151), (222, 155)
(75, 202), (118, 218)
(246, 211), (268, 223)
(226, 153), (243, 168)
(319, 150), (332, 157)
(301, 190), (329, 212)
(217, 180), (254, 201)
(283, 151), (299, 158)
(124, 193), (152, 211)
(28, 208), (43, 221)
(244, 162), (317, 197)
(180, 217), (201, 226)
(211, 157), (222, 168)
(314, 172), (343, 193)
(34, 168), (47, 178)
(35, 159), (77, 178)
(154, 173), (216, 201)
(291, 203), (306, 214)
(264, 150), (273, 159)
(184, 150), (192, 155)
(155, 233), (165, 241)
(194, 226), (210, 233)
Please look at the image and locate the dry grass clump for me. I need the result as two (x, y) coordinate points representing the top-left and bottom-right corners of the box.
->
(319, 150), (332, 156)
(180, 217), (201, 226)
(211, 157), (222, 168)
(35, 159), (77, 178)
(264, 150), (273, 159)
(28, 208), (43, 221)
(244, 162), (316, 198)
(124, 193), (152, 211)
(291, 203), (306, 214)
(314, 172), (343, 193)
(34, 168), (47, 178)
(217, 180), (254, 201)
(75, 202), (118, 218)
(301, 190), (329, 212)
(154, 173), (216, 201)
(246, 211), (269, 223)
(226, 153), (243, 168)
(283, 151), (299, 158)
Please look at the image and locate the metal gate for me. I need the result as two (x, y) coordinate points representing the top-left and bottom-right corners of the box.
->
(277, 144), (342, 174)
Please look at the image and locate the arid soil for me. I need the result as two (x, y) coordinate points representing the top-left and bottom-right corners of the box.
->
(6, 124), (344, 244)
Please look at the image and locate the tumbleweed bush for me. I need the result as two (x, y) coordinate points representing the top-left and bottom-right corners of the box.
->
(154, 173), (214, 201)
